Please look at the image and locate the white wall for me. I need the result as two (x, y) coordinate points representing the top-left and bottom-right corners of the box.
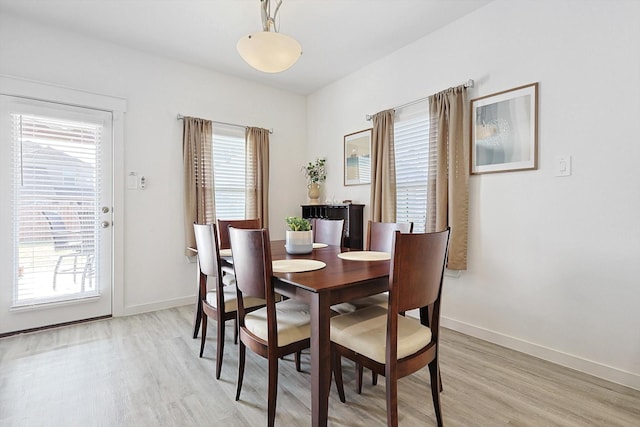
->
(307, 0), (640, 389)
(0, 14), (308, 315)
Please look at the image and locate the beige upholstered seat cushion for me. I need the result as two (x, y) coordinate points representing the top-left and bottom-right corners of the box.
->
(330, 292), (388, 315)
(330, 305), (432, 364)
(205, 287), (265, 312)
(245, 299), (311, 347)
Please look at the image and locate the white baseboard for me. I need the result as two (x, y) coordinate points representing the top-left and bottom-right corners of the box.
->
(440, 316), (640, 391)
(122, 296), (194, 317)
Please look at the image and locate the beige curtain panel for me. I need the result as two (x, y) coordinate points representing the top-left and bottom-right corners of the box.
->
(183, 117), (215, 256)
(428, 85), (470, 270)
(246, 127), (270, 228)
(369, 109), (397, 222)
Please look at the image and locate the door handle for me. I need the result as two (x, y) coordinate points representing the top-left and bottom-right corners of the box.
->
(101, 221), (110, 229)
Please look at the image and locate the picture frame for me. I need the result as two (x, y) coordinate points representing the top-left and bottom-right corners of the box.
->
(344, 128), (372, 186)
(470, 82), (538, 174)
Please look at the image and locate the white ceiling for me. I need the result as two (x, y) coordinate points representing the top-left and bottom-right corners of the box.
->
(0, 0), (492, 95)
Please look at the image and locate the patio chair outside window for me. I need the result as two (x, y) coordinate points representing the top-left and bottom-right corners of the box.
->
(42, 211), (95, 292)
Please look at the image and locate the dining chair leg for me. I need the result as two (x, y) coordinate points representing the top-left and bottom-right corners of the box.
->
(294, 351), (302, 372)
(385, 371), (399, 427)
(429, 359), (444, 427)
(372, 371), (378, 386)
(215, 318), (225, 379)
(356, 363), (363, 394)
(235, 342), (246, 401)
(332, 349), (346, 403)
(192, 290), (203, 339)
(199, 314), (207, 357)
(267, 355), (279, 427)
(233, 317), (238, 344)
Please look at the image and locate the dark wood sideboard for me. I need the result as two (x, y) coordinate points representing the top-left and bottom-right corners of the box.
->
(301, 204), (364, 249)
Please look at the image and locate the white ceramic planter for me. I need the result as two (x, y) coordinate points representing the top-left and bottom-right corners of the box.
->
(285, 230), (313, 254)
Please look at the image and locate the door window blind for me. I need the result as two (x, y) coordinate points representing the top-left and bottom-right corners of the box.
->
(394, 103), (429, 233)
(12, 113), (101, 304)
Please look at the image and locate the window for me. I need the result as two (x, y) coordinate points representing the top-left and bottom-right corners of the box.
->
(394, 103), (429, 233)
(212, 125), (246, 220)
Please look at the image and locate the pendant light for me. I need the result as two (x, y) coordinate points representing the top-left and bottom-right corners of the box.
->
(237, 0), (302, 73)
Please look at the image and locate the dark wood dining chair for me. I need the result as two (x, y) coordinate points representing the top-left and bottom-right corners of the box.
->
(332, 221), (415, 390)
(217, 218), (261, 250)
(313, 218), (345, 246)
(216, 218), (262, 290)
(192, 223), (265, 379)
(229, 226), (312, 427)
(331, 228), (451, 427)
(367, 220), (414, 252)
(333, 221), (414, 314)
(361, 221), (414, 306)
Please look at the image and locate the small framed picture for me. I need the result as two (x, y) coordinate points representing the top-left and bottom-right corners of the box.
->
(471, 83), (538, 174)
(344, 128), (372, 186)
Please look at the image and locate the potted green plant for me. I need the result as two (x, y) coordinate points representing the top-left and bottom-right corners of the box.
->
(285, 216), (313, 254)
(302, 158), (326, 205)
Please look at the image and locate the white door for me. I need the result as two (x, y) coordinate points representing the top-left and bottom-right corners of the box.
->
(0, 95), (113, 334)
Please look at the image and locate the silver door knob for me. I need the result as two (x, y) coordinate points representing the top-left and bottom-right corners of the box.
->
(101, 221), (110, 228)
(102, 206), (110, 213)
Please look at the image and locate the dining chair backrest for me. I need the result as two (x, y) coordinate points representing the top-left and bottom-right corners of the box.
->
(193, 223), (222, 280)
(228, 227), (274, 304)
(193, 223), (226, 325)
(388, 229), (450, 315)
(313, 218), (345, 246)
(217, 218), (261, 250)
(366, 221), (413, 253)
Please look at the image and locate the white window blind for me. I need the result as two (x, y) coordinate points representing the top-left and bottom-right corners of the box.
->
(212, 125), (247, 220)
(394, 103), (429, 233)
(12, 113), (101, 304)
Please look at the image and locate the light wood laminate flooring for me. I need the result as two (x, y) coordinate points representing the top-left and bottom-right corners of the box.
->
(1, 306), (638, 426)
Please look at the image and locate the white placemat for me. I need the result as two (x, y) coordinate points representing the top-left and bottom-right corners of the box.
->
(337, 251), (391, 261)
(272, 259), (326, 273)
(313, 242), (328, 249)
(219, 249), (232, 257)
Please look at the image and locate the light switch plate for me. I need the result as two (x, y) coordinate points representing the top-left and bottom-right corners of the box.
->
(127, 172), (138, 189)
(555, 155), (571, 177)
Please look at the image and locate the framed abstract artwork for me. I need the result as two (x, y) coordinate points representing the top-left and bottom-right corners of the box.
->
(344, 128), (372, 186)
(471, 82), (538, 174)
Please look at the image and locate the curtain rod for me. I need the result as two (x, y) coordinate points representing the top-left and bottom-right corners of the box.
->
(176, 114), (273, 134)
(365, 79), (474, 121)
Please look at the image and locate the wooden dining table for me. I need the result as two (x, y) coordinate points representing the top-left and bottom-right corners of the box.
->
(268, 240), (390, 427)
